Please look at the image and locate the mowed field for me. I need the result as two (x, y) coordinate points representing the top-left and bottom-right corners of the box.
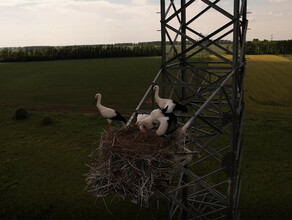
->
(0, 57), (161, 113)
(0, 55), (292, 219)
(245, 55), (292, 116)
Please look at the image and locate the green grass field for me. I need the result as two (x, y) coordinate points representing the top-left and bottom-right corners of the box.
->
(0, 57), (161, 112)
(0, 55), (292, 219)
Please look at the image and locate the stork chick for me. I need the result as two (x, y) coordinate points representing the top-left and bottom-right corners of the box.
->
(135, 109), (164, 131)
(136, 113), (149, 132)
(157, 107), (178, 136)
(156, 116), (169, 136)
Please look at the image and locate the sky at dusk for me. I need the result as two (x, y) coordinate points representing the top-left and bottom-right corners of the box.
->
(0, 0), (291, 47)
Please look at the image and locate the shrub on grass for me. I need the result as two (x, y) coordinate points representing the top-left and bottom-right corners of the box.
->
(41, 116), (53, 126)
(14, 108), (28, 120)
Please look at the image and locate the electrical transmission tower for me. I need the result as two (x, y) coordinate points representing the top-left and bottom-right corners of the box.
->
(127, 0), (247, 219)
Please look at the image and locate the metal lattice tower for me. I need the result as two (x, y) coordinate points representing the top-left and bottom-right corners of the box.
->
(127, 0), (247, 219)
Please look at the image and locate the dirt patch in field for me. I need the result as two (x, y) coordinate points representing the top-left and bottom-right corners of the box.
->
(0, 102), (133, 115)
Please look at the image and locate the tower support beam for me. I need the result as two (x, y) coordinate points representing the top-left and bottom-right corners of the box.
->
(128, 0), (248, 218)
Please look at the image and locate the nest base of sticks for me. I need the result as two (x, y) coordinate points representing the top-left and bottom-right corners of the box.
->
(86, 126), (190, 206)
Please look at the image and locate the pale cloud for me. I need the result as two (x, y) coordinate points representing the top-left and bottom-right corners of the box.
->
(132, 0), (147, 5)
(269, 0), (286, 2)
(0, 0), (161, 47)
(247, 0), (292, 40)
(0, 0), (291, 47)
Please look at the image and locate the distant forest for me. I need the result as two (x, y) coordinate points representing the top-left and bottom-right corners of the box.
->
(245, 39), (292, 55)
(0, 39), (291, 62)
(0, 43), (162, 62)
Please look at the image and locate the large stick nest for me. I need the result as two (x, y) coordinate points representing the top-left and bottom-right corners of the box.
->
(85, 126), (189, 206)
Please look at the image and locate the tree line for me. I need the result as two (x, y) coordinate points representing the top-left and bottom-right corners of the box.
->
(1, 39), (291, 61)
(246, 39), (292, 55)
(0, 44), (162, 62)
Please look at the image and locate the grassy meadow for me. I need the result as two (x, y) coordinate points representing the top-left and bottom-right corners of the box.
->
(0, 57), (161, 112)
(0, 55), (292, 219)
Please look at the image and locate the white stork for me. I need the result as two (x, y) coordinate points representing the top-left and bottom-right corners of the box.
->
(156, 107), (178, 136)
(94, 93), (127, 135)
(135, 109), (165, 131)
(156, 116), (169, 136)
(136, 113), (149, 132)
(136, 107), (177, 136)
(153, 85), (187, 113)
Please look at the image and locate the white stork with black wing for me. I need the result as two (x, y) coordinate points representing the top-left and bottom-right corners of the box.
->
(94, 93), (127, 135)
(153, 85), (187, 113)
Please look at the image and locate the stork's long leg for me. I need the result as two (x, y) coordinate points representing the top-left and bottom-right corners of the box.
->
(108, 122), (112, 141)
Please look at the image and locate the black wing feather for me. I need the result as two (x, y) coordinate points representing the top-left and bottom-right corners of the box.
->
(165, 112), (177, 134)
(112, 111), (127, 123)
(161, 106), (169, 114)
(173, 100), (188, 112)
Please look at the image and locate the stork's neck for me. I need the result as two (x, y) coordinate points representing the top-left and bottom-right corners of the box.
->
(154, 88), (162, 102)
(96, 96), (102, 108)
